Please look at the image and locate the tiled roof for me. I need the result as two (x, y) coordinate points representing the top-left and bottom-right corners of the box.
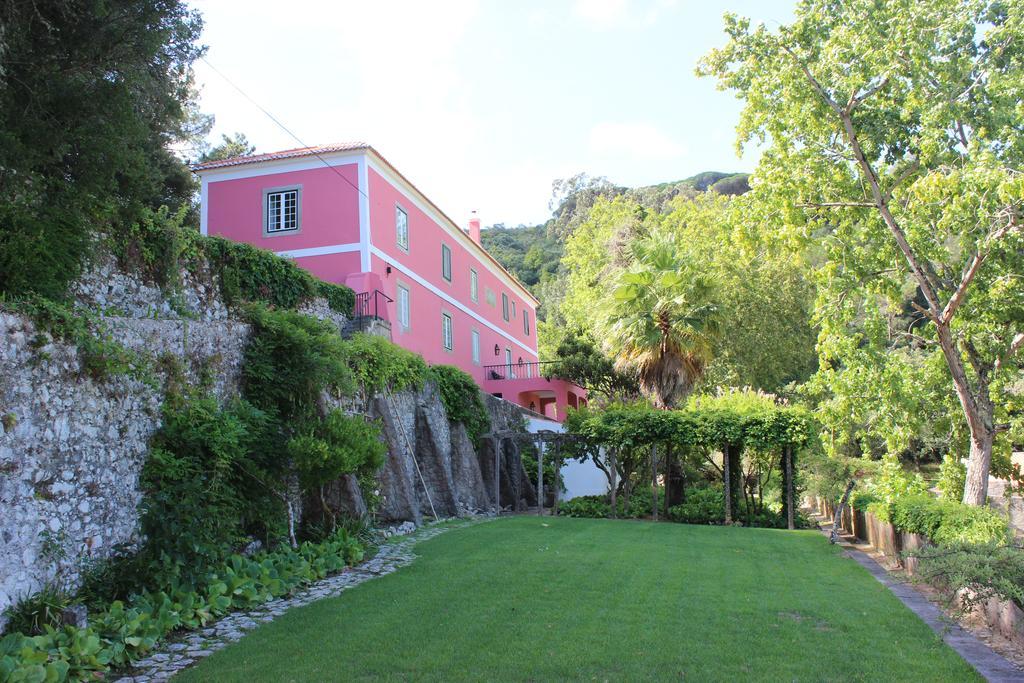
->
(191, 142), (369, 171)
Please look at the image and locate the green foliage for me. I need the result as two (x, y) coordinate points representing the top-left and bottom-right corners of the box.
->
(198, 133), (255, 163)
(7, 297), (150, 382)
(558, 496), (610, 519)
(203, 237), (354, 314)
(543, 330), (639, 401)
(139, 397), (283, 584)
(243, 305), (355, 419)
(937, 454), (967, 501)
(0, 530), (364, 681)
(0, 0), (206, 300)
(289, 411), (386, 490)
(428, 365), (490, 445)
(887, 495), (1008, 546)
(865, 454), (930, 519)
(668, 487), (725, 525)
(701, 0), (1024, 499)
(911, 542), (1024, 610)
(1, 585), (74, 638)
(340, 333), (428, 394)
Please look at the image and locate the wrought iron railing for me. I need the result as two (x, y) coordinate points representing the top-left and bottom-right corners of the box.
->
(482, 360), (564, 381)
(352, 289), (393, 331)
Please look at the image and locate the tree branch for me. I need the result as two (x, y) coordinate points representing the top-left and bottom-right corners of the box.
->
(846, 76), (890, 113)
(994, 332), (1024, 374)
(798, 201), (876, 209)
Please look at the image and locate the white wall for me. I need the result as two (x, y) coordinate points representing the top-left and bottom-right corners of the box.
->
(523, 416), (608, 500)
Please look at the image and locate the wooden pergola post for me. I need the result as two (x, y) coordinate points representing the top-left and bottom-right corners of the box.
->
(650, 443), (658, 521)
(784, 445), (795, 530)
(552, 441), (560, 515)
(609, 447), (618, 519)
(722, 443), (732, 525)
(537, 436), (544, 516)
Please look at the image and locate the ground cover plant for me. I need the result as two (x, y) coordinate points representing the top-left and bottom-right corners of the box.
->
(176, 517), (979, 682)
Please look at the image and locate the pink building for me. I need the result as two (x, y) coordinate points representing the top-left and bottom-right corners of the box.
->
(194, 143), (586, 421)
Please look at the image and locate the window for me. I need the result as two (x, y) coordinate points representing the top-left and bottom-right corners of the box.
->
(511, 301), (517, 319)
(523, 310), (530, 337)
(485, 288), (496, 306)
(397, 284), (410, 330)
(442, 313), (453, 350)
(471, 329), (480, 364)
(470, 269), (479, 302)
(441, 244), (452, 282)
(396, 205), (409, 251)
(264, 187), (300, 234)
(501, 293), (510, 321)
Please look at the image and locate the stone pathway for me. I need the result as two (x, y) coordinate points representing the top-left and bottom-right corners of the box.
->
(814, 515), (1024, 683)
(115, 518), (487, 682)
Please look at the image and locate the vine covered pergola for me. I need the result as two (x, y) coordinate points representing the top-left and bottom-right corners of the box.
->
(562, 404), (814, 529)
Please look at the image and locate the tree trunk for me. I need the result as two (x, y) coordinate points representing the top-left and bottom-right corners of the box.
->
(830, 480), (856, 544)
(609, 448), (618, 519)
(784, 446), (795, 531)
(963, 427), (995, 505)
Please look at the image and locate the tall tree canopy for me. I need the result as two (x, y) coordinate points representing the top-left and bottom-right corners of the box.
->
(0, 0), (207, 298)
(701, 0), (1024, 504)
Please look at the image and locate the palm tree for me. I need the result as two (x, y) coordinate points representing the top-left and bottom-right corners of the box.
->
(600, 235), (721, 408)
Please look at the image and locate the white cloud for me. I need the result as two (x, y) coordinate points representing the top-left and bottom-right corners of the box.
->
(588, 121), (686, 160)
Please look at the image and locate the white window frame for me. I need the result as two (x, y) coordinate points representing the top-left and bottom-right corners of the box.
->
(396, 205), (409, 252)
(470, 268), (479, 302)
(505, 347), (513, 377)
(511, 300), (517, 319)
(471, 329), (480, 365)
(442, 312), (453, 351)
(397, 284), (410, 330)
(263, 185), (302, 236)
(441, 244), (452, 282)
(501, 293), (510, 322)
(523, 309), (530, 337)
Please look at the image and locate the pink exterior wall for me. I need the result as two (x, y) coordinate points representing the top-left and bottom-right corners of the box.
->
(205, 164), (361, 256)
(365, 166), (539, 383)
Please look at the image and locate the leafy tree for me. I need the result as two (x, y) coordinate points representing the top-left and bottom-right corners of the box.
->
(701, 0), (1024, 504)
(0, 0), (207, 299)
(600, 234), (721, 408)
(544, 330), (640, 402)
(198, 132), (256, 163)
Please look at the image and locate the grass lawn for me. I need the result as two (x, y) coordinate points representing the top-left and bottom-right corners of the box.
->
(178, 517), (978, 682)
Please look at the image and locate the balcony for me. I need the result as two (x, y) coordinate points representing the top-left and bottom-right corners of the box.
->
(481, 360), (587, 422)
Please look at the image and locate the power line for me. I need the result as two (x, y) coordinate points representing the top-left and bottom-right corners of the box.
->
(199, 55), (367, 199)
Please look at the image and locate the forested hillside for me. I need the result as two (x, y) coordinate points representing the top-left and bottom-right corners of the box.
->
(480, 170), (750, 291)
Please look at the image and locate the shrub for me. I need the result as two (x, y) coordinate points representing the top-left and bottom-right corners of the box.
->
(429, 365), (490, 445)
(937, 453), (967, 500)
(289, 411), (387, 491)
(887, 494), (1007, 546)
(340, 333), (428, 393)
(202, 236), (354, 313)
(0, 529), (365, 680)
(669, 487), (725, 525)
(1, 584), (74, 637)
(910, 542), (1024, 610)
(559, 496), (610, 518)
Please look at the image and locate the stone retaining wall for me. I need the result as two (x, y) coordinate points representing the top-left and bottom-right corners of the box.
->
(0, 250), (526, 626)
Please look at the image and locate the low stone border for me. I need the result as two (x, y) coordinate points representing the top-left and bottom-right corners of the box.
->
(115, 517), (486, 682)
(814, 515), (1023, 683)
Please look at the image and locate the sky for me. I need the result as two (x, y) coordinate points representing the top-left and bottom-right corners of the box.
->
(190, 0), (795, 227)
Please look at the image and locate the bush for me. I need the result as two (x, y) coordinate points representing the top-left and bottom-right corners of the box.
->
(559, 496), (610, 518)
(910, 542), (1024, 610)
(202, 236), (354, 313)
(340, 333), (428, 393)
(289, 411), (386, 491)
(887, 494), (1007, 546)
(1, 584), (74, 637)
(937, 453), (967, 500)
(0, 529), (365, 680)
(669, 487), (725, 525)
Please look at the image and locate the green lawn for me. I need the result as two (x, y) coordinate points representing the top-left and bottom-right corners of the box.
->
(178, 517), (978, 682)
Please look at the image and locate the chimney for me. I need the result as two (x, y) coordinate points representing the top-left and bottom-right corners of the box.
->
(468, 210), (481, 245)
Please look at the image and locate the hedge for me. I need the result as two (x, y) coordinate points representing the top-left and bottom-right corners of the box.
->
(855, 492), (1007, 546)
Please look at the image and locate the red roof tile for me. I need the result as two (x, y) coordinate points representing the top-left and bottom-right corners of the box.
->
(191, 142), (369, 171)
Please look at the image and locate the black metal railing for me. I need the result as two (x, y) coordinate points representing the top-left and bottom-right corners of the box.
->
(482, 359), (564, 381)
(352, 289), (393, 331)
